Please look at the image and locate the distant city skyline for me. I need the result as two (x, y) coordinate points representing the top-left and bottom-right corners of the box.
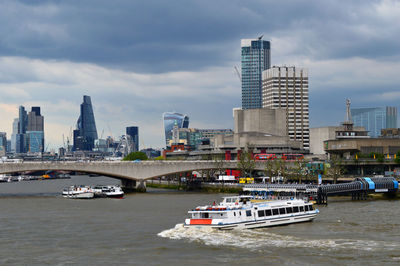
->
(0, 0), (399, 149)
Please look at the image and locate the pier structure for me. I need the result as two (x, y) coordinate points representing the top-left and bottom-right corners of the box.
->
(244, 177), (399, 204)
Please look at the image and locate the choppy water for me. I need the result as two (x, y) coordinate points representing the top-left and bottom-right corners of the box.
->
(0, 176), (399, 265)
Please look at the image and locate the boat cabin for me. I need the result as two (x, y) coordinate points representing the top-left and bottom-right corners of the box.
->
(221, 195), (253, 206)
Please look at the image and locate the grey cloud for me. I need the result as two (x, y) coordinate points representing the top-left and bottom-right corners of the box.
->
(2, 0), (398, 73)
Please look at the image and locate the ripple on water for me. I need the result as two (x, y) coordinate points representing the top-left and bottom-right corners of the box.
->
(158, 224), (400, 252)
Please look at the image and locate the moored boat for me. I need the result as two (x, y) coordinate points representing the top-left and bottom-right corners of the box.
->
(184, 195), (319, 230)
(62, 185), (94, 199)
(92, 185), (124, 198)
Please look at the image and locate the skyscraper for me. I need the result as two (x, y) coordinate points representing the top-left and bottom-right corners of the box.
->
(16, 106), (27, 153)
(262, 66), (310, 149)
(351, 106), (398, 137)
(27, 107), (44, 131)
(126, 126), (139, 152)
(26, 107), (45, 153)
(73, 95), (98, 151)
(241, 37), (271, 109)
(26, 131), (44, 153)
(11, 118), (19, 152)
(0, 132), (6, 156)
(162, 112), (189, 147)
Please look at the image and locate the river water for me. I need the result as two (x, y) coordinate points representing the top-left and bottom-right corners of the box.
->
(0, 175), (399, 265)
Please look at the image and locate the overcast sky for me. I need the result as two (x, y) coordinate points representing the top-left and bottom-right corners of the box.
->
(0, 0), (399, 150)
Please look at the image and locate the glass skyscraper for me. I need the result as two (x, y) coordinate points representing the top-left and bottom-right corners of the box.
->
(241, 38), (271, 109)
(352, 106), (398, 137)
(11, 118), (19, 152)
(16, 106), (27, 153)
(162, 112), (189, 147)
(126, 126), (139, 152)
(0, 132), (6, 156)
(26, 131), (44, 153)
(73, 95), (98, 151)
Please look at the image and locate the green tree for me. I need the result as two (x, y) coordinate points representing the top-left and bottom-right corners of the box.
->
(326, 155), (344, 184)
(237, 147), (255, 177)
(213, 154), (226, 180)
(375, 153), (385, 163)
(122, 151), (148, 161)
(293, 159), (307, 183)
(264, 160), (274, 181)
(395, 151), (400, 164)
(274, 159), (288, 183)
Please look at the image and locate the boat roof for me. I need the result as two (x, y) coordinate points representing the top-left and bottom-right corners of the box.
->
(222, 195), (253, 199)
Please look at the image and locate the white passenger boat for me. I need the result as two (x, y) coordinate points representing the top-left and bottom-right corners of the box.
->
(62, 185), (95, 199)
(184, 195), (319, 230)
(92, 185), (124, 198)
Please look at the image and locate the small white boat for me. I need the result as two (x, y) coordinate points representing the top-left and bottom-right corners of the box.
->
(62, 185), (94, 199)
(184, 195), (319, 230)
(92, 185), (124, 198)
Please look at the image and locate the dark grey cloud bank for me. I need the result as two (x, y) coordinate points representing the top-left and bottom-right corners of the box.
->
(1, 0), (398, 73)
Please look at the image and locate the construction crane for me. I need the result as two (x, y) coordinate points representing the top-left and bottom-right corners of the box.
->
(234, 66), (241, 83)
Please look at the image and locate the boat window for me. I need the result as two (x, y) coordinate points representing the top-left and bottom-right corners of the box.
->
(305, 205), (309, 212)
(300, 206), (304, 212)
(279, 208), (286, 215)
(286, 207), (293, 214)
(309, 205), (314, 211)
(239, 211), (241, 216)
(226, 198), (231, 203)
(272, 209), (279, 215)
(246, 210), (252, 217)
(265, 209), (272, 216)
(234, 212), (236, 216)
(258, 210), (265, 217)
(293, 207), (299, 213)
(203, 213), (209, 218)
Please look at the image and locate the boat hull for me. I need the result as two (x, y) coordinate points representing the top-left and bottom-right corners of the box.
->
(184, 212), (318, 230)
(63, 192), (95, 199)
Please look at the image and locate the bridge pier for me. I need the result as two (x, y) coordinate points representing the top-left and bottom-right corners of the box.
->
(121, 179), (146, 193)
(317, 192), (328, 205)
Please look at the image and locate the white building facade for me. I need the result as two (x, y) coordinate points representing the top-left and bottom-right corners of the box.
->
(262, 66), (309, 150)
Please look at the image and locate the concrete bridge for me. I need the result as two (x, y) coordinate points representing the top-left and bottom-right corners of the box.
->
(0, 160), (267, 191)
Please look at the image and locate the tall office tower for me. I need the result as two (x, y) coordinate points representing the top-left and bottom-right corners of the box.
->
(241, 37), (271, 109)
(73, 95), (98, 151)
(262, 66), (310, 149)
(18, 106), (27, 134)
(6, 140), (11, 153)
(27, 107), (44, 131)
(16, 106), (27, 153)
(386, 106), (398, 129)
(162, 112), (189, 147)
(26, 107), (45, 153)
(11, 118), (19, 152)
(351, 106), (398, 137)
(26, 131), (44, 153)
(126, 126), (139, 152)
(0, 132), (6, 156)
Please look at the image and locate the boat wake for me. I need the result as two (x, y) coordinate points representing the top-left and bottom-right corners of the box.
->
(158, 224), (399, 252)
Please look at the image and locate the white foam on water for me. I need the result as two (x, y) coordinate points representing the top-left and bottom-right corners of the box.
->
(158, 224), (400, 252)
